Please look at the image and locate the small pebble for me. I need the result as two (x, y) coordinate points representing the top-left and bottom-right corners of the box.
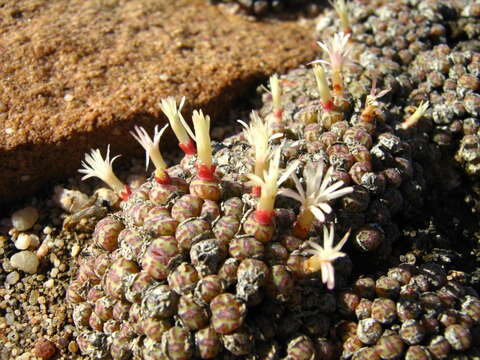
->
(53, 186), (89, 213)
(11, 207), (39, 231)
(95, 187), (119, 206)
(36, 243), (49, 258)
(29, 290), (39, 305)
(14, 233), (31, 250)
(43, 226), (53, 235)
(44, 279), (54, 289)
(10, 251), (40, 274)
(54, 239), (64, 249)
(71, 244), (80, 257)
(34, 338), (57, 359)
(29, 234), (40, 249)
(6, 271), (20, 285)
(68, 341), (78, 353)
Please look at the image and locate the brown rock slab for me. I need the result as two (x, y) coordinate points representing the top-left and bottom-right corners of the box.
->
(0, 0), (317, 203)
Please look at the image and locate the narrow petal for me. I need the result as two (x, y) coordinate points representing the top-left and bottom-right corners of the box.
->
(322, 180), (345, 196)
(320, 166), (334, 192)
(321, 262), (329, 285)
(326, 186), (354, 200)
(334, 229), (351, 252)
(278, 160), (300, 186)
(290, 172), (306, 200)
(326, 263), (335, 290)
(324, 223), (335, 249)
(307, 241), (325, 253)
(278, 188), (304, 203)
(246, 173), (265, 187)
(317, 202), (332, 215)
(310, 206), (326, 223)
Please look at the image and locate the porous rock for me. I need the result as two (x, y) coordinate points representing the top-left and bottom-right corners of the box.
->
(0, 0), (316, 203)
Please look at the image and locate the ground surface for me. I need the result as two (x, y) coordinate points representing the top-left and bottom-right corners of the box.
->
(0, 0), (316, 204)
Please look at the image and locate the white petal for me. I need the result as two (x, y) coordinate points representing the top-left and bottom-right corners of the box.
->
(334, 229), (351, 252)
(320, 166), (334, 192)
(307, 241), (324, 252)
(321, 262), (329, 285)
(326, 186), (354, 200)
(246, 173), (265, 187)
(322, 180), (344, 195)
(278, 160), (299, 186)
(278, 188), (304, 203)
(310, 206), (325, 223)
(326, 263), (335, 290)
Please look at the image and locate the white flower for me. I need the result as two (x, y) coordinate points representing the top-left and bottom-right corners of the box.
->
(305, 223), (350, 289)
(279, 161), (353, 223)
(191, 109), (213, 168)
(238, 111), (282, 178)
(159, 96), (191, 145)
(78, 145), (124, 193)
(330, 0), (351, 33)
(247, 146), (299, 214)
(314, 32), (352, 71)
(130, 124), (169, 171)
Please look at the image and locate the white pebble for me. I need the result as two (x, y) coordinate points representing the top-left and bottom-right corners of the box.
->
(53, 186), (90, 213)
(10, 251), (40, 274)
(71, 244), (80, 257)
(11, 207), (39, 231)
(14, 233), (31, 250)
(36, 243), (49, 258)
(43, 226), (53, 235)
(44, 279), (54, 288)
(28, 234), (40, 249)
(54, 238), (65, 249)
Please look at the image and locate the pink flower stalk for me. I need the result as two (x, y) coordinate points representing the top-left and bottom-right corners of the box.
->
(304, 223), (350, 290)
(314, 32), (352, 98)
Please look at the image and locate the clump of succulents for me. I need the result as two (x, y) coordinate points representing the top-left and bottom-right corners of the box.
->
(68, 0), (480, 358)
(70, 78), (356, 358)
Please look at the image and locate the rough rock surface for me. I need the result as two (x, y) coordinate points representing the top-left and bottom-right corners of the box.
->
(0, 0), (316, 203)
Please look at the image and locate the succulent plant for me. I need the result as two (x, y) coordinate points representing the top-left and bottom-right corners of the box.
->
(68, 0), (480, 359)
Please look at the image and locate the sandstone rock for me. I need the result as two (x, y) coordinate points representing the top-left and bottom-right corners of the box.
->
(0, 0), (316, 203)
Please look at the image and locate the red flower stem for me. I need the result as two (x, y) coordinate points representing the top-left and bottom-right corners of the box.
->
(119, 185), (132, 202)
(321, 99), (335, 112)
(196, 163), (217, 182)
(273, 108), (283, 119)
(254, 208), (275, 226)
(179, 139), (196, 155)
(251, 186), (261, 197)
(155, 171), (171, 185)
